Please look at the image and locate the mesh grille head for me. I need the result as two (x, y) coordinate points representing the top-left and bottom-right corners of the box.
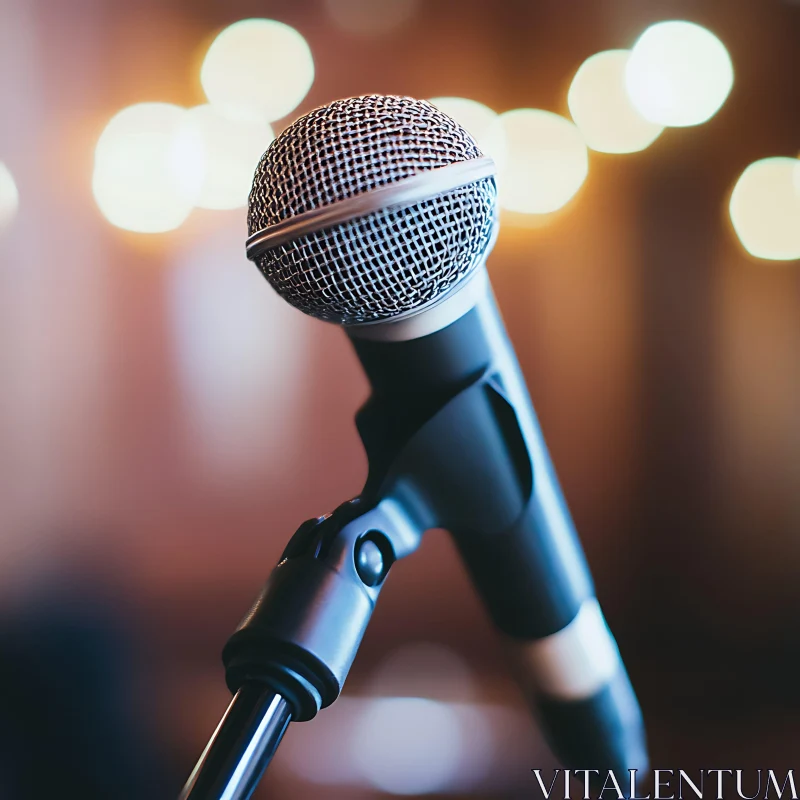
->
(247, 95), (498, 325)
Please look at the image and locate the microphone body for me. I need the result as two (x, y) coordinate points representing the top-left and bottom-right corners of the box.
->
(348, 266), (648, 775)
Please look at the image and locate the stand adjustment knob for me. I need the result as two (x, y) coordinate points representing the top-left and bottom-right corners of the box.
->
(355, 536), (387, 586)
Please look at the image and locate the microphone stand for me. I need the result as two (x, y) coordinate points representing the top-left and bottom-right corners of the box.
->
(178, 686), (290, 800)
(178, 494), (426, 800)
(178, 363), (511, 800)
(178, 360), (493, 800)
(179, 359), (647, 798)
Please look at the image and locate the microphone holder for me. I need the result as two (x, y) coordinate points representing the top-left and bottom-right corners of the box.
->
(180, 368), (536, 799)
(178, 494), (426, 800)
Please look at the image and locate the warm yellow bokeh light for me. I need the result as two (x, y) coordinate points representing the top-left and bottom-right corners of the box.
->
(568, 50), (664, 154)
(0, 162), (20, 234)
(729, 157), (800, 261)
(93, 103), (202, 234)
(200, 19), (314, 123)
(497, 109), (589, 215)
(625, 20), (733, 127)
(178, 105), (274, 211)
(428, 97), (507, 170)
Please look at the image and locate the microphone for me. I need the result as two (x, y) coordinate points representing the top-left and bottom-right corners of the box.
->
(180, 95), (647, 800)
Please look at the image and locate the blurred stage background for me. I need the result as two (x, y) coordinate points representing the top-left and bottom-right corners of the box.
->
(1, 0), (800, 797)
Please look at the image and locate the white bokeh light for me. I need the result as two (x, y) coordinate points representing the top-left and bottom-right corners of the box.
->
(625, 20), (734, 127)
(568, 50), (664, 154)
(200, 19), (314, 122)
(93, 103), (202, 233)
(278, 696), (521, 794)
(729, 157), (800, 261)
(428, 97), (507, 169)
(352, 697), (464, 795)
(497, 109), (589, 215)
(369, 642), (477, 702)
(0, 162), (20, 234)
(178, 104), (273, 210)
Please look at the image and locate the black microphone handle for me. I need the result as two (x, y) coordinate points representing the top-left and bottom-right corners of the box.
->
(183, 267), (648, 799)
(350, 268), (648, 780)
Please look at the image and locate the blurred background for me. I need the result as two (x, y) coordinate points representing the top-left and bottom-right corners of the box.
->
(1, 0), (799, 797)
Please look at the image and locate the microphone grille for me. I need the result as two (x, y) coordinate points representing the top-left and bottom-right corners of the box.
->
(247, 95), (497, 325)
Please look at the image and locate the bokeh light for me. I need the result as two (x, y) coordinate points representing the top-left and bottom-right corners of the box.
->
(497, 109), (589, 214)
(625, 20), (734, 127)
(352, 697), (464, 795)
(428, 97), (507, 169)
(568, 50), (664, 154)
(178, 105), (273, 210)
(369, 642), (476, 702)
(0, 162), (20, 234)
(200, 19), (314, 123)
(729, 157), (800, 261)
(279, 695), (525, 794)
(324, 0), (419, 36)
(92, 103), (202, 234)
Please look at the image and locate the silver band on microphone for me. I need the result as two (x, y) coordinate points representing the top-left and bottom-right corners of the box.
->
(504, 599), (623, 701)
(245, 156), (496, 260)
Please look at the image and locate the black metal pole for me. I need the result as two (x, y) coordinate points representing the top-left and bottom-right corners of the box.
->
(179, 684), (291, 800)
